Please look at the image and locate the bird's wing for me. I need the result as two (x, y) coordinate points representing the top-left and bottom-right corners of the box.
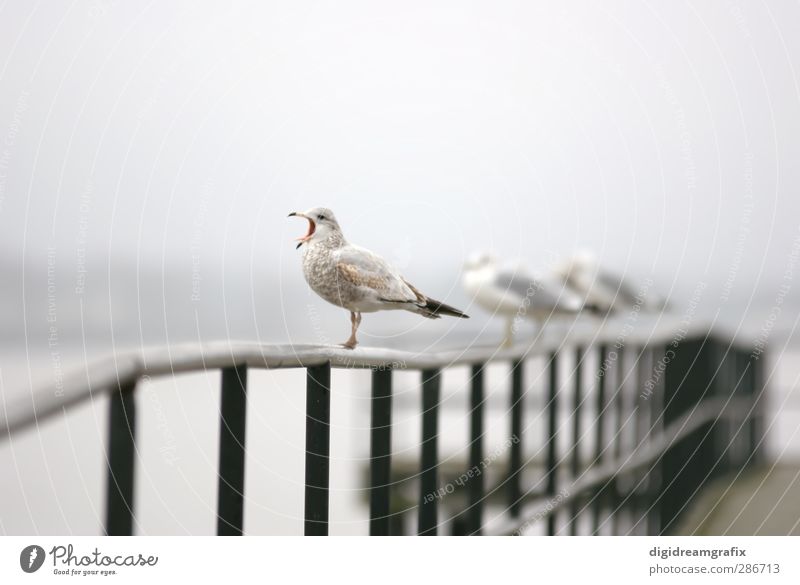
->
(595, 271), (643, 308)
(494, 269), (582, 312)
(333, 245), (418, 303)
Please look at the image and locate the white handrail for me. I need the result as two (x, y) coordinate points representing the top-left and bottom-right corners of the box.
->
(0, 317), (748, 440)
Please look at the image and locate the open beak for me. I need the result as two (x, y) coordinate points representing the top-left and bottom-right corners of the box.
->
(288, 212), (316, 249)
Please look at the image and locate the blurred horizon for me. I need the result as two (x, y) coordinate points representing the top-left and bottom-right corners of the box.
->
(2, 252), (799, 353)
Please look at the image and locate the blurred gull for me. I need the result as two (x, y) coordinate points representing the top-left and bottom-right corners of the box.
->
(462, 253), (588, 346)
(289, 207), (469, 349)
(552, 251), (668, 314)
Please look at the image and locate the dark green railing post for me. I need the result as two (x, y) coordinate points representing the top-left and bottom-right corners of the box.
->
(646, 346), (663, 536)
(611, 347), (625, 535)
(467, 363), (485, 535)
(418, 369), (441, 535)
(105, 378), (137, 536)
(570, 347), (584, 535)
(546, 352), (559, 536)
(715, 345), (734, 476)
(592, 345), (608, 535)
(708, 340), (730, 481)
(660, 338), (715, 534)
(632, 346), (649, 535)
(614, 347), (626, 462)
(745, 351), (764, 465)
(507, 360), (524, 518)
(369, 368), (393, 536)
(217, 364), (248, 536)
(734, 348), (752, 468)
(305, 363), (331, 535)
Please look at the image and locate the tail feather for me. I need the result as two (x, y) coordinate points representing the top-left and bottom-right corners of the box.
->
(583, 302), (610, 316)
(400, 279), (469, 319)
(419, 297), (470, 319)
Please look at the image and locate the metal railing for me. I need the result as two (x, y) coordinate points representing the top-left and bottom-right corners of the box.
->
(0, 321), (765, 536)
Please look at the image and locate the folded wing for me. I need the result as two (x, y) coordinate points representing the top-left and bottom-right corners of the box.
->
(334, 245), (418, 303)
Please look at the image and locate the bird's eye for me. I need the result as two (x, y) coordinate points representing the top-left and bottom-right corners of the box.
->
(318, 215), (326, 222)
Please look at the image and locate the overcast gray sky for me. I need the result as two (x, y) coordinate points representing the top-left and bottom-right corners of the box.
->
(1, 0), (799, 349)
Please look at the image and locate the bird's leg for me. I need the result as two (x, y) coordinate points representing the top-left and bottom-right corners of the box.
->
(502, 316), (515, 348)
(342, 311), (361, 349)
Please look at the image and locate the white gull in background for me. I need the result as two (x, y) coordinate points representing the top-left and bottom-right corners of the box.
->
(552, 251), (668, 314)
(289, 207), (469, 349)
(462, 253), (590, 346)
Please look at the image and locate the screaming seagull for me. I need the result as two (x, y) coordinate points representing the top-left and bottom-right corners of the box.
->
(289, 207), (469, 349)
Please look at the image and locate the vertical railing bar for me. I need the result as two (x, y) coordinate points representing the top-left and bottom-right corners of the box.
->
(739, 349), (752, 465)
(592, 344), (608, 535)
(647, 345), (665, 536)
(614, 347), (626, 460)
(217, 364), (248, 536)
(369, 367), (393, 536)
(748, 353), (763, 465)
(725, 349), (738, 468)
(632, 345), (649, 535)
(105, 378), (137, 536)
(305, 362), (331, 536)
(508, 359), (524, 518)
(570, 347), (584, 535)
(612, 347), (625, 535)
(418, 368), (441, 536)
(468, 363), (485, 535)
(546, 351), (558, 536)
(711, 342), (729, 477)
(708, 339), (724, 480)
(737, 348), (749, 470)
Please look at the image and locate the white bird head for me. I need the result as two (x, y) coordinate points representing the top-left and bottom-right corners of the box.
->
(288, 207), (342, 249)
(552, 249), (598, 280)
(463, 252), (497, 271)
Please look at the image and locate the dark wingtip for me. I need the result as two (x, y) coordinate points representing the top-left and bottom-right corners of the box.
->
(427, 299), (470, 319)
(584, 303), (609, 316)
(287, 212), (296, 217)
